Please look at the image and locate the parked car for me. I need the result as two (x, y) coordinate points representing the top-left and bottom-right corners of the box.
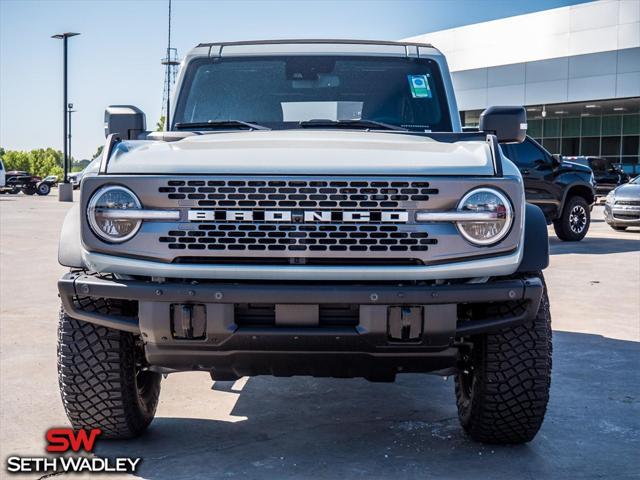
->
(43, 175), (59, 186)
(500, 136), (595, 241)
(564, 156), (630, 196)
(604, 176), (640, 230)
(0, 157), (5, 188)
(68, 170), (84, 190)
(0, 171), (55, 196)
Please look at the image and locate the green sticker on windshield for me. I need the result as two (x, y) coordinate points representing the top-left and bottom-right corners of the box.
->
(408, 74), (432, 98)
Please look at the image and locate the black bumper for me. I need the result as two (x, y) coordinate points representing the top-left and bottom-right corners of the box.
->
(58, 273), (543, 379)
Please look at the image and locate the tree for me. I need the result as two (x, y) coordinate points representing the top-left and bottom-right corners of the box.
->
(156, 116), (165, 132)
(0, 147), (64, 178)
(91, 145), (104, 160)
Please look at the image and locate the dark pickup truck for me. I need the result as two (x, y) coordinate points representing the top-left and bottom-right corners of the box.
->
(0, 171), (54, 196)
(501, 137), (595, 241)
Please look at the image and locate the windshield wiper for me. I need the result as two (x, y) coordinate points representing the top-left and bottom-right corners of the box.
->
(174, 120), (270, 131)
(298, 119), (407, 131)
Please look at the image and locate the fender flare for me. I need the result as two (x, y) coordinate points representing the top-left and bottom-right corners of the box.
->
(560, 181), (595, 212)
(516, 203), (549, 273)
(58, 204), (85, 268)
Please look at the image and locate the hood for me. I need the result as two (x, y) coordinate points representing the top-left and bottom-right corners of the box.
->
(561, 160), (592, 174)
(105, 130), (496, 176)
(613, 182), (640, 199)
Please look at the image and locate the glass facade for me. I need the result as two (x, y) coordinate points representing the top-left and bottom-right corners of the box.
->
(462, 99), (640, 174)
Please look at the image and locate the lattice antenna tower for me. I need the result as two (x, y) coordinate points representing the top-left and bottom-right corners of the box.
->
(161, 0), (180, 130)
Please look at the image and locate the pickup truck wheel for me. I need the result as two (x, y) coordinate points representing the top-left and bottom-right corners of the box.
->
(553, 196), (590, 241)
(455, 276), (552, 444)
(36, 183), (51, 196)
(57, 308), (161, 439)
(22, 186), (36, 195)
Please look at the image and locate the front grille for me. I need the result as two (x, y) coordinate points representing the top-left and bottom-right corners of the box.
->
(235, 303), (359, 327)
(613, 213), (640, 220)
(159, 223), (437, 252)
(158, 179), (438, 209)
(615, 200), (640, 206)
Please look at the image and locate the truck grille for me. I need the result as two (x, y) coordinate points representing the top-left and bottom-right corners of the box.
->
(158, 179), (438, 209)
(159, 223), (437, 252)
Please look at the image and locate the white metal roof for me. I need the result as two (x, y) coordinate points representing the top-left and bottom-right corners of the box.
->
(403, 0), (640, 72)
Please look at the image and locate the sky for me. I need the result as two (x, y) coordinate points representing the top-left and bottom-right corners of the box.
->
(0, 0), (592, 160)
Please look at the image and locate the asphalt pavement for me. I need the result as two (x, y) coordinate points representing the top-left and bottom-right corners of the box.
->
(1, 191), (638, 479)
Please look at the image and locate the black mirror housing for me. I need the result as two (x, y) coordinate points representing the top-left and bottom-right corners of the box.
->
(479, 106), (527, 143)
(104, 105), (146, 140)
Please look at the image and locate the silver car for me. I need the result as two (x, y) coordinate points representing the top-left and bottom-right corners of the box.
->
(604, 175), (640, 230)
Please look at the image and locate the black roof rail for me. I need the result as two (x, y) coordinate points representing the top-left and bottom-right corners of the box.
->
(196, 39), (434, 48)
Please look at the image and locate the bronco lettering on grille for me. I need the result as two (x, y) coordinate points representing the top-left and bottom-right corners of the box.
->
(188, 210), (410, 223)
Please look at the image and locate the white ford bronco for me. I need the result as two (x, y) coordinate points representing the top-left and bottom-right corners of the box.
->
(57, 40), (551, 444)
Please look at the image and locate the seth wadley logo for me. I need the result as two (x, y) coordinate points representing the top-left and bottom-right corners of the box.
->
(188, 210), (410, 223)
(6, 428), (141, 474)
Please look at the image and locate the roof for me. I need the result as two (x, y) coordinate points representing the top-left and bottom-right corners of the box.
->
(186, 39), (438, 59)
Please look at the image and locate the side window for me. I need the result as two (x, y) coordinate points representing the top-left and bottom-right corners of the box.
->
(510, 139), (549, 169)
(500, 144), (516, 163)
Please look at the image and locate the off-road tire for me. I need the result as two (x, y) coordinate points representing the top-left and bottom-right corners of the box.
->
(553, 195), (590, 241)
(22, 186), (36, 195)
(455, 275), (552, 444)
(57, 308), (161, 439)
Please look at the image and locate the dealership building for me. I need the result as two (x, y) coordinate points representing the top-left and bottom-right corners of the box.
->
(405, 0), (640, 173)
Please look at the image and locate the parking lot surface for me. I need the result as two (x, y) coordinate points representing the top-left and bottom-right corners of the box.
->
(1, 192), (639, 479)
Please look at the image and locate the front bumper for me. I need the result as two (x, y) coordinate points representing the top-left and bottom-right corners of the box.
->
(59, 273), (543, 379)
(604, 203), (640, 226)
(81, 246), (523, 281)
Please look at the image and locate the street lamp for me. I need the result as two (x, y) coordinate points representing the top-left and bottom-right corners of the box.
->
(52, 32), (80, 202)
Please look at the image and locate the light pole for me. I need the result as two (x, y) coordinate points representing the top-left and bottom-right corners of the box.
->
(52, 32), (80, 202)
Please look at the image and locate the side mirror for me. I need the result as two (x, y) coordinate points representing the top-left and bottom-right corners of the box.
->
(479, 106), (527, 143)
(104, 105), (146, 139)
(551, 154), (562, 167)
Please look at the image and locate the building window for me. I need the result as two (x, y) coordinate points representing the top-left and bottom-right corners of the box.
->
(622, 136), (639, 156)
(581, 137), (600, 156)
(623, 114), (640, 135)
(542, 138), (559, 154)
(528, 119), (542, 138)
(581, 116), (601, 136)
(602, 115), (621, 136)
(562, 117), (580, 137)
(561, 137), (580, 156)
(601, 136), (621, 156)
(543, 118), (560, 137)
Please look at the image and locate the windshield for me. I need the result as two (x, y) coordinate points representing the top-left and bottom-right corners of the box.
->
(173, 56), (452, 132)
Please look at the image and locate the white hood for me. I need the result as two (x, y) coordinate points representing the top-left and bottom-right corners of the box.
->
(106, 130), (495, 176)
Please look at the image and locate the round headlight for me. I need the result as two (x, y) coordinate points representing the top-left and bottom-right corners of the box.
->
(87, 185), (142, 243)
(456, 188), (513, 245)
